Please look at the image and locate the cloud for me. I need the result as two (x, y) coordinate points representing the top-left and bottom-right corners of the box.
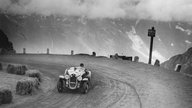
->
(175, 25), (192, 35)
(1, 0), (192, 22)
(127, 26), (166, 62)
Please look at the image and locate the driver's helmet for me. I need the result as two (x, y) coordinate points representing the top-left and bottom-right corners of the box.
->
(80, 63), (84, 67)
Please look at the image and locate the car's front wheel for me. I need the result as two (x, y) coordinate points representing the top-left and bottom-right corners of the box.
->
(80, 81), (89, 94)
(57, 79), (67, 93)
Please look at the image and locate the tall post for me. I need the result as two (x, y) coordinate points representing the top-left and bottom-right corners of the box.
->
(47, 48), (49, 54)
(23, 48), (26, 54)
(71, 50), (74, 55)
(148, 27), (156, 64)
(149, 36), (154, 64)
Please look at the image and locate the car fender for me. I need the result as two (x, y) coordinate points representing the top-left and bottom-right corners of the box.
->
(82, 78), (89, 81)
(59, 75), (65, 79)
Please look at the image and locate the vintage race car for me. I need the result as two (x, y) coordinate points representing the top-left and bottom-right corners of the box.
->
(57, 65), (91, 94)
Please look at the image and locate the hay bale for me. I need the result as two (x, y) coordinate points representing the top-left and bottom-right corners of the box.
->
(0, 63), (2, 70)
(7, 64), (27, 75)
(0, 87), (12, 105)
(26, 69), (41, 82)
(6, 64), (14, 74)
(16, 78), (39, 95)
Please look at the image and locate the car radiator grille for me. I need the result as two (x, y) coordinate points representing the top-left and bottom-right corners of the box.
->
(70, 75), (77, 82)
(69, 75), (77, 88)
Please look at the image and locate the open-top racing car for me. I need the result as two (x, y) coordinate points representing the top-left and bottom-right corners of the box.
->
(57, 63), (91, 94)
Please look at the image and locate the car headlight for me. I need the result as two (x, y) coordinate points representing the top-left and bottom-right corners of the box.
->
(65, 70), (69, 75)
(77, 76), (82, 81)
(64, 75), (70, 79)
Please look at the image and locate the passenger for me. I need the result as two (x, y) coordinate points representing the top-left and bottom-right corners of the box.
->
(80, 63), (84, 67)
(79, 63), (89, 76)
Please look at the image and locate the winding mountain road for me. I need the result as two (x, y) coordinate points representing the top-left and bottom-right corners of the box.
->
(0, 55), (192, 108)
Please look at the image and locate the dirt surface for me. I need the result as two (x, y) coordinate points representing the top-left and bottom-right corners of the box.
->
(0, 54), (192, 108)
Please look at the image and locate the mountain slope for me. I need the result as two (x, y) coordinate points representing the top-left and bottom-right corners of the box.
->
(1, 13), (192, 62)
(162, 47), (192, 75)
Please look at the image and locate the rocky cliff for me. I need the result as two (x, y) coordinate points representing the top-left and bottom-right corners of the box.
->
(162, 47), (192, 74)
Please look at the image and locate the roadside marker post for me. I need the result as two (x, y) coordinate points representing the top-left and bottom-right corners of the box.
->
(148, 27), (156, 64)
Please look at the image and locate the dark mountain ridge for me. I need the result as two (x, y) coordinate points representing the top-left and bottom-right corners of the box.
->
(0, 29), (16, 54)
(162, 47), (192, 75)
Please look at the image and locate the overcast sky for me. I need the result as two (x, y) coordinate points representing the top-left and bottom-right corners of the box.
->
(1, 0), (192, 22)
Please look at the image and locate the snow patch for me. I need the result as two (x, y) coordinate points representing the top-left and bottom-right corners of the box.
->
(185, 40), (192, 44)
(175, 25), (192, 35)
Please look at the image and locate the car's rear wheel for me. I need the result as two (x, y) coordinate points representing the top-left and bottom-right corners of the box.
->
(80, 82), (89, 94)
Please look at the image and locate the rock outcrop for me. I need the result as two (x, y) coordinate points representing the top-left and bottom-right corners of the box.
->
(161, 47), (192, 74)
(0, 29), (16, 54)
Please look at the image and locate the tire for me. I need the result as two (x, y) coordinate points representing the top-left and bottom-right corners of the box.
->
(57, 79), (65, 93)
(80, 82), (89, 94)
